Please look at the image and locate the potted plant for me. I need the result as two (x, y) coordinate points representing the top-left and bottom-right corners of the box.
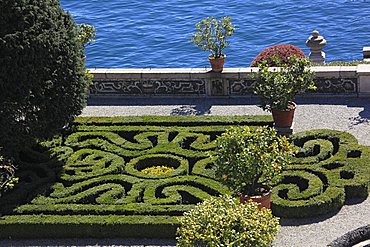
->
(212, 126), (294, 208)
(253, 56), (316, 128)
(190, 16), (235, 72)
(176, 195), (280, 247)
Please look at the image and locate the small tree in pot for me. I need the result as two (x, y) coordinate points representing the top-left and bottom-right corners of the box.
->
(212, 126), (295, 208)
(253, 56), (316, 128)
(191, 16), (235, 72)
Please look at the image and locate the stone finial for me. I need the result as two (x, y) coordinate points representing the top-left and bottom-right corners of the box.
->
(363, 47), (370, 61)
(306, 30), (327, 64)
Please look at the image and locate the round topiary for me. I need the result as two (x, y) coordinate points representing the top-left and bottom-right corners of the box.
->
(176, 195), (280, 247)
(0, 0), (90, 156)
(250, 44), (306, 67)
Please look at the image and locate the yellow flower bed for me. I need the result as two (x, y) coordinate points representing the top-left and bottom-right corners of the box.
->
(141, 165), (175, 175)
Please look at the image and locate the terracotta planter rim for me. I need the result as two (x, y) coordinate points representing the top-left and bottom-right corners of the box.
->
(208, 55), (225, 72)
(208, 54), (226, 59)
(271, 101), (296, 112)
(237, 188), (272, 198)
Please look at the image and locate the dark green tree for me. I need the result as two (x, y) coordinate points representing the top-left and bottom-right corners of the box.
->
(0, 0), (89, 157)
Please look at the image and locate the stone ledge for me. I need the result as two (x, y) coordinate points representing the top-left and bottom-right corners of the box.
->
(357, 64), (370, 75)
(88, 66), (370, 79)
(87, 66), (370, 97)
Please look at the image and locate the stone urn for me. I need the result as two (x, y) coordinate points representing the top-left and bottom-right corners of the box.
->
(306, 30), (327, 64)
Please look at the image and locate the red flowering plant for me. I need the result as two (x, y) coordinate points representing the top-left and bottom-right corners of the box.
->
(251, 44), (306, 67)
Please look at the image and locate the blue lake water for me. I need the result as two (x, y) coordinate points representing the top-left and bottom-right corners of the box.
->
(61, 0), (370, 68)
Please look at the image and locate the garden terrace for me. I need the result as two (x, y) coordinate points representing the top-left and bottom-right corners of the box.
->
(0, 116), (369, 239)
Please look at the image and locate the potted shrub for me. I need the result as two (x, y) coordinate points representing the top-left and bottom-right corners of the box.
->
(190, 16), (235, 72)
(176, 195), (280, 247)
(212, 126), (294, 208)
(253, 56), (316, 128)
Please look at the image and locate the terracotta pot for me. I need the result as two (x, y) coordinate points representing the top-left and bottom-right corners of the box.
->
(238, 189), (272, 209)
(271, 101), (296, 128)
(209, 55), (225, 72)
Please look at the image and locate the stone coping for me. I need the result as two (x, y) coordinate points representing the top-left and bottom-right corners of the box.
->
(88, 66), (369, 79)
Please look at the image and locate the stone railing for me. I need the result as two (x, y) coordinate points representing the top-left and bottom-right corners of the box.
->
(89, 65), (370, 98)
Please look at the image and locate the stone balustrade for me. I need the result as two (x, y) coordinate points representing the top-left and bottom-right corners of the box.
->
(89, 65), (370, 98)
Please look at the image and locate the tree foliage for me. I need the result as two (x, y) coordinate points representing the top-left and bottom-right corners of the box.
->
(0, 0), (89, 156)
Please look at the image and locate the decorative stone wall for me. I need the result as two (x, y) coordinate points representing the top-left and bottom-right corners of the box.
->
(89, 65), (370, 98)
(90, 78), (206, 95)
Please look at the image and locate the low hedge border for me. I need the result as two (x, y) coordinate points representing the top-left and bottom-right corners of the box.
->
(74, 115), (273, 126)
(272, 129), (370, 218)
(1, 117), (369, 239)
(271, 169), (345, 218)
(0, 215), (179, 239)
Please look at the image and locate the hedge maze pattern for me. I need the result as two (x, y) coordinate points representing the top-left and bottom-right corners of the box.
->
(0, 116), (369, 238)
(272, 130), (370, 218)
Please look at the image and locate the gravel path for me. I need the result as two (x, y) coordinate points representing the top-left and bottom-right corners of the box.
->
(2, 96), (369, 247)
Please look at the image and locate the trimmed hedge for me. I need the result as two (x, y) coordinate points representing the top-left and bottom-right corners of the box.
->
(271, 129), (370, 218)
(75, 115), (273, 126)
(0, 117), (369, 238)
(0, 215), (178, 239)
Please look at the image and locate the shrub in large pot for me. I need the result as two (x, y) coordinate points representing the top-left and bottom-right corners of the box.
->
(190, 16), (235, 72)
(213, 126), (295, 209)
(253, 56), (316, 128)
(176, 195), (280, 247)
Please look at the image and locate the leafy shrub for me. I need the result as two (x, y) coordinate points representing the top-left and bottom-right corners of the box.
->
(176, 195), (280, 247)
(78, 23), (96, 48)
(254, 56), (316, 111)
(250, 44), (306, 67)
(0, 154), (18, 197)
(0, 0), (89, 156)
(191, 16), (235, 58)
(213, 126), (294, 195)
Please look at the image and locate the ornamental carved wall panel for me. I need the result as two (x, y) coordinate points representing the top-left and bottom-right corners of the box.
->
(313, 78), (357, 93)
(229, 79), (257, 95)
(89, 74), (359, 97)
(90, 79), (206, 95)
(229, 78), (357, 95)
